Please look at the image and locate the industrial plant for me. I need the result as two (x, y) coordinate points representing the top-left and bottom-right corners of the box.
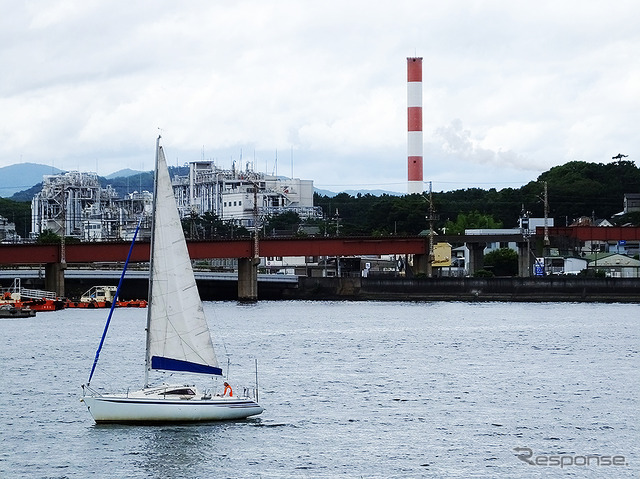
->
(30, 162), (321, 242)
(172, 161), (320, 226)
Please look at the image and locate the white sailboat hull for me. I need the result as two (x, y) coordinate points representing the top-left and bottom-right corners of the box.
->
(83, 395), (263, 423)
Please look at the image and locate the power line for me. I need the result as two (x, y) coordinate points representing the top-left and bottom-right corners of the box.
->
(315, 179), (531, 188)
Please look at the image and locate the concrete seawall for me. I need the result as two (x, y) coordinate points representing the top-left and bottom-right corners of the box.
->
(3, 272), (639, 302)
(286, 277), (640, 302)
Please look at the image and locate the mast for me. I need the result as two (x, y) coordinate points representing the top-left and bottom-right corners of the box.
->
(144, 136), (161, 387)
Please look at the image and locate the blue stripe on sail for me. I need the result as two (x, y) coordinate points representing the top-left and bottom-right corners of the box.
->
(151, 356), (223, 376)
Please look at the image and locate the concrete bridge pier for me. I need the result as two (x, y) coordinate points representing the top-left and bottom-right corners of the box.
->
(237, 257), (258, 302)
(411, 253), (432, 277)
(517, 242), (532, 277)
(467, 242), (486, 276)
(45, 262), (66, 298)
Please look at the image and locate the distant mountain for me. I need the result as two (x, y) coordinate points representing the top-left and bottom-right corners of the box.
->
(0, 163), (62, 198)
(100, 172), (154, 197)
(102, 166), (189, 197)
(7, 165), (190, 201)
(342, 189), (402, 197)
(105, 168), (145, 179)
(314, 188), (336, 197)
(10, 184), (43, 202)
(314, 188), (402, 197)
(2, 161), (404, 202)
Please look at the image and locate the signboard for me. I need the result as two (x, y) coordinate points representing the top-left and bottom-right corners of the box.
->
(534, 260), (544, 276)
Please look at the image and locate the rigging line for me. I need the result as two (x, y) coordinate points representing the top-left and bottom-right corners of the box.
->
(206, 308), (231, 379)
(206, 303), (230, 362)
(87, 216), (143, 386)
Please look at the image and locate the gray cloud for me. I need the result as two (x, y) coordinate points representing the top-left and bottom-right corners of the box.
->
(1, 1), (638, 192)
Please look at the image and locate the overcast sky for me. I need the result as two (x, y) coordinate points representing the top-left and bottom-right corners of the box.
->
(1, 1), (638, 193)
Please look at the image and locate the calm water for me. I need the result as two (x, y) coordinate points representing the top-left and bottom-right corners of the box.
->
(1, 301), (638, 478)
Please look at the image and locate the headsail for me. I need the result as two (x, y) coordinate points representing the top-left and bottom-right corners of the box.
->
(145, 137), (222, 380)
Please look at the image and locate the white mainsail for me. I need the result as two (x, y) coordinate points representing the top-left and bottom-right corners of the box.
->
(145, 138), (221, 379)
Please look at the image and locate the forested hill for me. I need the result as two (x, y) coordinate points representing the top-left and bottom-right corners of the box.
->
(313, 160), (640, 236)
(1, 160), (639, 239)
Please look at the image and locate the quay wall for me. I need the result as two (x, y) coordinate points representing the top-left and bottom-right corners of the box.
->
(287, 277), (640, 303)
(2, 273), (639, 302)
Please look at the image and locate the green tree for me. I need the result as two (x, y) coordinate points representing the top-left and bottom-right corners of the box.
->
(313, 192), (430, 236)
(538, 160), (640, 221)
(484, 248), (518, 276)
(443, 211), (503, 235)
(35, 229), (61, 243)
(263, 211), (301, 236)
(0, 198), (32, 239)
(181, 212), (249, 239)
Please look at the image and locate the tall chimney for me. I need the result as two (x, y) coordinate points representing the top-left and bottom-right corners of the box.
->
(407, 57), (423, 194)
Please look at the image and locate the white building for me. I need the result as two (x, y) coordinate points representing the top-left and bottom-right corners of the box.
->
(537, 256), (588, 275)
(172, 161), (321, 228)
(30, 162), (321, 241)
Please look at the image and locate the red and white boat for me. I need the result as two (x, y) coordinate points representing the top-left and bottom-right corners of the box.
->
(65, 286), (147, 308)
(1, 279), (65, 311)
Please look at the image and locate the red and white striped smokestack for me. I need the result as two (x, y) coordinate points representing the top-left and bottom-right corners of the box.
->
(407, 57), (423, 194)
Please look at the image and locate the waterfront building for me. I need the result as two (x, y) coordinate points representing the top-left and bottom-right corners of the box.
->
(623, 193), (640, 214)
(171, 161), (322, 229)
(31, 172), (121, 240)
(585, 252), (640, 278)
(30, 171), (152, 241)
(30, 163), (321, 241)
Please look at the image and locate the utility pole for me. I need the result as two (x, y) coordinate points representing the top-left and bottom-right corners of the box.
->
(520, 205), (533, 276)
(543, 181), (550, 251)
(60, 184), (66, 268)
(428, 182), (435, 263)
(253, 181), (260, 264)
(334, 209), (341, 277)
(425, 181), (439, 277)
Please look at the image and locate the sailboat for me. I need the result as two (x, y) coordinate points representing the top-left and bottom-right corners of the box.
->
(82, 137), (263, 423)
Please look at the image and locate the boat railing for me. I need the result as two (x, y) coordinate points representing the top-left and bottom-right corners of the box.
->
(242, 387), (259, 401)
(18, 287), (58, 300)
(206, 385), (259, 400)
(4, 278), (58, 300)
(81, 384), (103, 397)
